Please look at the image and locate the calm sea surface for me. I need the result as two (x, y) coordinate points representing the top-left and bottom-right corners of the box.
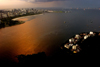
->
(0, 9), (100, 62)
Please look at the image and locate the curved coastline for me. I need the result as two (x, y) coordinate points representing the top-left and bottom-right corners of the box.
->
(0, 13), (43, 29)
(12, 13), (43, 21)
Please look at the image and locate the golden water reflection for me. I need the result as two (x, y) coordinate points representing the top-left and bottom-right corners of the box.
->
(0, 18), (49, 62)
(0, 15), (63, 63)
(1, 11), (99, 63)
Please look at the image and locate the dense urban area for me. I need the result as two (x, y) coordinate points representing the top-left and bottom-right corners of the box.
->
(0, 8), (53, 28)
(0, 8), (51, 19)
(1, 8), (100, 28)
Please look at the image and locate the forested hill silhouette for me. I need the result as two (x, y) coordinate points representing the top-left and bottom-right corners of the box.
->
(0, 32), (100, 66)
(17, 32), (100, 66)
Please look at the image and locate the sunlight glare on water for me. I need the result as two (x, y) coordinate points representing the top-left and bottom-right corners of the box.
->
(0, 9), (100, 62)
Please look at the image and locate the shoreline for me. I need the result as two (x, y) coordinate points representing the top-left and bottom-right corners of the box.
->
(0, 13), (43, 29)
(12, 13), (43, 21)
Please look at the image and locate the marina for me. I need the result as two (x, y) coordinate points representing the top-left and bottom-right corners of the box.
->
(1, 0), (100, 66)
(61, 31), (100, 55)
(0, 9), (100, 65)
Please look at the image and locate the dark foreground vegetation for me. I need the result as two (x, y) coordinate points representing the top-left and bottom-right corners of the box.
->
(0, 32), (100, 66)
(0, 17), (25, 29)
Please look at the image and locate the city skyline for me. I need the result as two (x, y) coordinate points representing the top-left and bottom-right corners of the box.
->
(0, 0), (100, 9)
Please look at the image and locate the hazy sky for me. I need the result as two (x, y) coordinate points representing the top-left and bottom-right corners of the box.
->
(0, 0), (100, 9)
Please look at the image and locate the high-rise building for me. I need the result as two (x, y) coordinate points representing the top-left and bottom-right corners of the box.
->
(0, 13), (3, 19)
(2, 13), (7, 18)
(0, 20), (1, 24)
(7, 12), (10, 17)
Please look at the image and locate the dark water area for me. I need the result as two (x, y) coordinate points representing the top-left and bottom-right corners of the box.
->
(0, 9), (100, 63)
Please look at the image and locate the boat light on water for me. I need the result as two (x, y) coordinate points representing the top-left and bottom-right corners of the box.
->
(69, 44), (73, 46)
(89, 31), (93, 35)
(84, 35), (89, 39)
(64, 44), (70, 49)
(72, 45), (77, 50)
(89, 31), (96, 36)
(71, 44), (80, 53)
(69, 38), (74, 43)
(75, 34), (80, 39)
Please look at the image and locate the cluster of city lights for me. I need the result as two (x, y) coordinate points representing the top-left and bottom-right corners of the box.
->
(62, 31), (96, 53)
